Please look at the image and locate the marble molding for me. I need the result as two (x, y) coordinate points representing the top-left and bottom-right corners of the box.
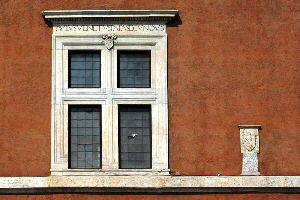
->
(239, 125), (261, 176)
(1, 176), (300, 191)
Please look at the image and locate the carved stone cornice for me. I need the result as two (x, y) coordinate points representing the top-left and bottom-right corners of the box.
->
(238, 125), (262, 130)
(42, 10), (178, 24)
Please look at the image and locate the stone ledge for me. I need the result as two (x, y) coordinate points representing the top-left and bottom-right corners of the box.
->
(0, 176), (300, 190)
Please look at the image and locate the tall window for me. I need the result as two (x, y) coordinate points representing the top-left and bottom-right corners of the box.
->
(43, 10), (178, 176)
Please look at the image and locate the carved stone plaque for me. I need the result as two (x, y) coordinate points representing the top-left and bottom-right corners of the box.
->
(240, 128), (259, 153)
(239, 125), (261, 176)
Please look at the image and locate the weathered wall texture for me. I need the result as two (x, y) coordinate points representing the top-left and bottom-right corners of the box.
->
(168, 0), (300, 176)
(1, 0), (300, 197)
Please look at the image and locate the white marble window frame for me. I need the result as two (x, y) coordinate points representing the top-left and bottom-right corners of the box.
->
(51, 33), (169, 176)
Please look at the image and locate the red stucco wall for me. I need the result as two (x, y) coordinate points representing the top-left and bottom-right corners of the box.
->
(1, 0), (300, 197)
(168, 0), (300, 176)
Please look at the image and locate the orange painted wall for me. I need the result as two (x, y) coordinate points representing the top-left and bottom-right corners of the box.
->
(0, 0), (300, 194)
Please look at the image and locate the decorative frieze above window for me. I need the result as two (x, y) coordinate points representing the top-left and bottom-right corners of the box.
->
(43, 10), (178, 176)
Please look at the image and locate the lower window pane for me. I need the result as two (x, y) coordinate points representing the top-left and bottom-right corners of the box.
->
(119, 105), (151, 169)
(69, 106), (101, 169)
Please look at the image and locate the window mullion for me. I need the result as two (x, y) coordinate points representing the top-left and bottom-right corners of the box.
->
(101, 104), (116, 169)
(111, 104), (119, 169)
(101, 49), (111, 88)
(102, 49), (119, 169)
(111, 50), (119, 169)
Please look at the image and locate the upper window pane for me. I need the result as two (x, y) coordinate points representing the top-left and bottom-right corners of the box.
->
(69, 51), (101, 88)
(118, 51), (151, 88)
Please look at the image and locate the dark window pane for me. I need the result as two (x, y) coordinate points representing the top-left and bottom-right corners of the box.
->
(118, 51), (151, 88)
(119, 105), (151, 169)
(69, 51), (101, 88)
(69, 106), (101, 169)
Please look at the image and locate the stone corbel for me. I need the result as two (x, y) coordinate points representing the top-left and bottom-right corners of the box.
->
(238, 125), (261, 176)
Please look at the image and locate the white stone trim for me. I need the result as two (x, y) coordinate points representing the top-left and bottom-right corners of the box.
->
(1, 176), (300, 189)
(49, 11), (172, 175)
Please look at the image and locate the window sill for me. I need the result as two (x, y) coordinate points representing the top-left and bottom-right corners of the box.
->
(50, 169), (170, 176)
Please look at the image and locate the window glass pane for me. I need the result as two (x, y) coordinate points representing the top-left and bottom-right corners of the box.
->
(119, 105), (151, 169)
(69, 106), (101, 169)
(118, 51), (151, 88)
(69, 51), (101, 88)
